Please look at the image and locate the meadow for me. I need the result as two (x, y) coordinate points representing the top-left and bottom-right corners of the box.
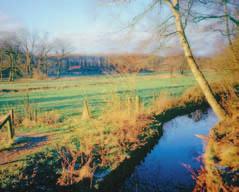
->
(0, 71), (229, 191)
(0, 72), (198, 117)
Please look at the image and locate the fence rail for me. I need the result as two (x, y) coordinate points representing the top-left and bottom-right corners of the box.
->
(0, 109), (15, 142)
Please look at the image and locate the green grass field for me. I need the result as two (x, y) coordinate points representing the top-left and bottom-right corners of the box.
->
(0, 72), (200, 147)
(0, 73), (198, 117)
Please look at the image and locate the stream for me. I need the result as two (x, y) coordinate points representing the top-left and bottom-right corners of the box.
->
(120, 109), (218, 192)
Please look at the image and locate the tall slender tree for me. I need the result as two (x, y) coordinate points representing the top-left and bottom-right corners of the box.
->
(111, 0), (228, 120)
(53, 38), (73, 78)
(35, 33), (54, 77)
(165, 0), (227, 120)
(19, 30), (37, 77)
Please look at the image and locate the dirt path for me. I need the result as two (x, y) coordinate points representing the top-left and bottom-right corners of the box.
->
(0, 132), (54, 165)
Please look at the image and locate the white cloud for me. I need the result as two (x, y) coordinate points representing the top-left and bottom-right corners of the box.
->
(0, 10), (227, 57)
(55, 30), (154, 54)
(0, 12), (23, 33)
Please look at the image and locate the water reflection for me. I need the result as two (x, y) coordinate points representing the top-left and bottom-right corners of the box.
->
(121, 109), (218, 192)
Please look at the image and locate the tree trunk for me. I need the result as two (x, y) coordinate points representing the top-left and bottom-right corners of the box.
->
(0, 52), (2, 81)
(25, 50), (31, 76)
(37, 58), (42, 74)
(57, 59), (62, 78)
(9, 54), (14, 82)
(169, 3), (227, 120)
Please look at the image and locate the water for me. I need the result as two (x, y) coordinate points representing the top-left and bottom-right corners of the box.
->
(121, 109), (218, 192)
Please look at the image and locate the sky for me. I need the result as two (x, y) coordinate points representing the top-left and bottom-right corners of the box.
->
(0, 0), (227, 56)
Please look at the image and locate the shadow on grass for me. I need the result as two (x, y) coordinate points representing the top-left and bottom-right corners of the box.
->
(0, 136), (48, 154)
(0, 148), (96, 192)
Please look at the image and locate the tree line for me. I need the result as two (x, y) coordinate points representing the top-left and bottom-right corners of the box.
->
(0, 29), (189, 80)
(0, 30), (167, 79)
(0, 30), (74, 81)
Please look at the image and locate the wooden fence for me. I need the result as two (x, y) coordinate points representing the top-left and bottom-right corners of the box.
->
(0, 109), (15, 142)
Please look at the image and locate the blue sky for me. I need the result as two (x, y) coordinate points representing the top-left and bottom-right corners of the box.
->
(0, 0), (226, 55)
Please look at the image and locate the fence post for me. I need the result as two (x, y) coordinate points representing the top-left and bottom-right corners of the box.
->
(82, 100), (91, 120)
(7, 109), (14, 142)
(34, 108), (38, 122)
(153, 92), (157, 102)
(135, 95), (141, 114)
(127, 97), (133, 115)
(10, 109), (14, 136)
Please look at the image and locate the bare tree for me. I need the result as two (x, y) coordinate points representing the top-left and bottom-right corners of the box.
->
(0, 47), (5, 80)
(110, 0), (228, 120)
(0, 33), (23, 81)
(53, 38), (73, 78)
(166, 0), (227, 120)
(193, 0), (239, 26)
(222, 0), (239, 67)
(18, 29), (37, 77)
(35, 33), (54, 78)
(193, 0), (239, 65)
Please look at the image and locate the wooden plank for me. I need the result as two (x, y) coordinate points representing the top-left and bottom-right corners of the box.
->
(0, 110), (15, 141)
(82, 100), (91, 120)
(9, 109), (15, 136)
(7, 116), (14, 140)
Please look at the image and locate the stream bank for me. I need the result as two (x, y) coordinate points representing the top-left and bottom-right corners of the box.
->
(194, 114), (239, 192)
(98, 100), (210, 192)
